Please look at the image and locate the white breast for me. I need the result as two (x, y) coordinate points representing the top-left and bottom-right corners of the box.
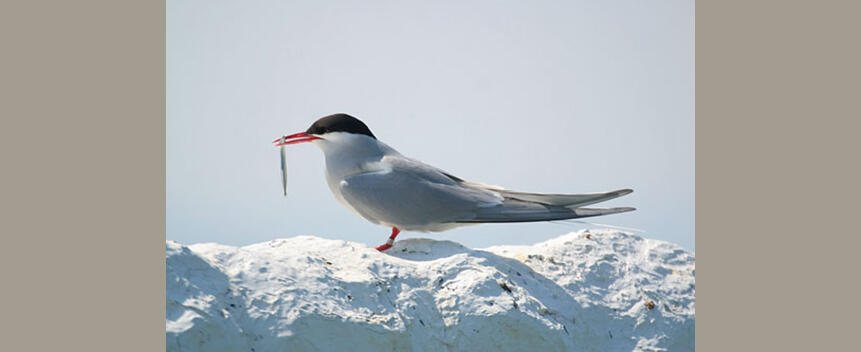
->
(312, 132), (396, 225)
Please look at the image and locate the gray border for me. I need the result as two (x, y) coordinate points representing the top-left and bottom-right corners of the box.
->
(1, 1), (164, 351)
(697, 0), (859, 349)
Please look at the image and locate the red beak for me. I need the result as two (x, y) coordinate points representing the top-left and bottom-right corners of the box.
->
(273, 132), (322, 146)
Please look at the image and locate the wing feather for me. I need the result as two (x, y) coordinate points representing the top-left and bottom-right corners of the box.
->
(338, 156), (501, 228)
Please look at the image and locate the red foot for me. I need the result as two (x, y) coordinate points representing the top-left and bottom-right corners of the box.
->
(375, 243), (392, 251)
(375, 227), (401, 252)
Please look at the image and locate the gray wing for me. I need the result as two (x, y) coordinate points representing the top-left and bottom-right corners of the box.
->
(338, 156), (503, 228)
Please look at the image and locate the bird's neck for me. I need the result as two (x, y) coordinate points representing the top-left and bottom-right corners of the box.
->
(315, 133), (398, 179)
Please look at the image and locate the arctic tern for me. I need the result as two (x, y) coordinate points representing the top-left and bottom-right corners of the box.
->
(274, 113), (635, 251)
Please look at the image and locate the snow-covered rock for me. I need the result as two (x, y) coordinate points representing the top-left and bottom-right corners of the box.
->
(167, 230), (694, 351)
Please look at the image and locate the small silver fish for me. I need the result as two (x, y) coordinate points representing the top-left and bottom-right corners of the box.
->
(279, 137), (288, 196)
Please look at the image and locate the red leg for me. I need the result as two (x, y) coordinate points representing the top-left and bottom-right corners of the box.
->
(375, 227), (401, 251)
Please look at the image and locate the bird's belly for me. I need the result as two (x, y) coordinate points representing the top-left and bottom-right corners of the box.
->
(398, 222), (474, 232)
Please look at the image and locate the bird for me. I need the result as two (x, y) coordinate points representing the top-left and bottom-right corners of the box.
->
(274, 113), (635, 251)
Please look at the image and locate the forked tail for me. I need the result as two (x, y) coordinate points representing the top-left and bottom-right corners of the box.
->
(457, 188), (635, 223)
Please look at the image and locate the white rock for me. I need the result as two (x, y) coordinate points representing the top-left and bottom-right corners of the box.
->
(167, 230), (695, 351)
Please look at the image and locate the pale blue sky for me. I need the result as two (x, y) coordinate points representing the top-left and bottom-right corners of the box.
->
(167, 0), (694, 250)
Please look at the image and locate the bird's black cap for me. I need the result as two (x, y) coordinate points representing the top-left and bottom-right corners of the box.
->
(306, 113), (376, 139)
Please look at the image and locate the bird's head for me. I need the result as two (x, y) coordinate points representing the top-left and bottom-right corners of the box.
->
(273, 113), (377, 149)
